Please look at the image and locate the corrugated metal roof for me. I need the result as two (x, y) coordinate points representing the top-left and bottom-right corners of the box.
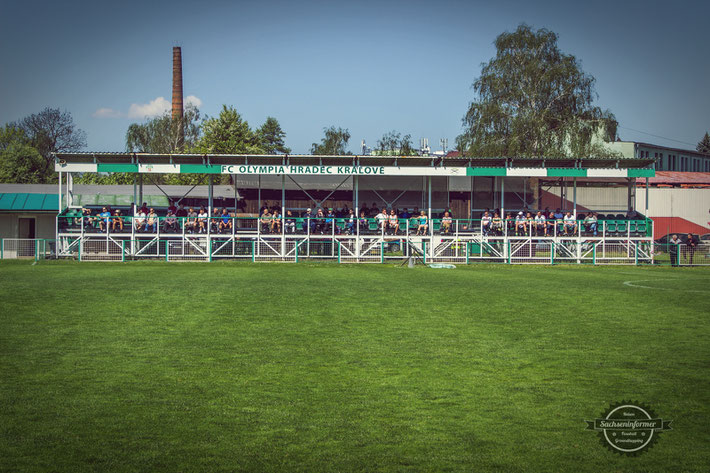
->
(0, 193), (58, 211)
(635, 171), (710, 185)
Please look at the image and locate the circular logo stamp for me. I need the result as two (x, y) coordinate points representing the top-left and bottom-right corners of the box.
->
(585, 401), (672, 455)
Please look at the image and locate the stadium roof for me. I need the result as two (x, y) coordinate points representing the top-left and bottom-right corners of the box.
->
(0, 193), (57, 211)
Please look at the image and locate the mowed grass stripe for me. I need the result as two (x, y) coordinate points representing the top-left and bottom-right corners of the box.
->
(1, 261), (709, 473)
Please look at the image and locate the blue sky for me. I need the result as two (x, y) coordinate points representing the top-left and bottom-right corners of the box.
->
(1, 0), (708, 154)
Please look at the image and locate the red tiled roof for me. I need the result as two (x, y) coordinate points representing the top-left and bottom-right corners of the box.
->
(636, 171), (710, 186)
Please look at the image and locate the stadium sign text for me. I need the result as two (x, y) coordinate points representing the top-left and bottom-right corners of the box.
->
(221, 165), (387, 175)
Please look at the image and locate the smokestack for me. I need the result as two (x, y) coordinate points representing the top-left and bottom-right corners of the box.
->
(172, 46), (184, 146)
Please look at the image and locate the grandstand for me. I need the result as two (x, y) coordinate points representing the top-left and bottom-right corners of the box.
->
(50, 151), (658, 263)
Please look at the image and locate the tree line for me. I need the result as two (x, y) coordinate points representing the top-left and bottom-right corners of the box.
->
(2, 24), (708, 184)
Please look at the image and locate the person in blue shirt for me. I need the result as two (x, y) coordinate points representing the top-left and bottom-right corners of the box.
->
(99, 207), (111, 232)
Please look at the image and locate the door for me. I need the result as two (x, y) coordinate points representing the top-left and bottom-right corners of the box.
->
(19, 218), (35, 239)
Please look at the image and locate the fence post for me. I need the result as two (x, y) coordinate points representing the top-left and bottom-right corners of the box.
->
(79, 239), (82, 262)
(1, 238), (3, 259)
(466, 241), (469, 265)
(380, 240), (384, 264)
(338, 240), (341, 264)
(251, 240), (255, 262)
(35, 239), (39, 262)
(550, 241), (554, 265)
(208, 238), (212, 263)
(634, 243), (638, 266)
(422, 241), (427, 264)
(593, 243), (596, 266)
(165, 241), (169, 262)
(507, 240), (511, 264)
(121, 239), (126, 263)
(295, 240), (299, 263)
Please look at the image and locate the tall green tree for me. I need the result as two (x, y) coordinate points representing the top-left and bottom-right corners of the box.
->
(0, 125), (46, 183)
(125, 104), (201, 153)
(311, 126), (351, 155)
(196, 105), (262, 154)
(257, 117), (290, 154)
(458, 24), (618, 158)
(697, 132), (710, 154)
(14, 107), (86, 178)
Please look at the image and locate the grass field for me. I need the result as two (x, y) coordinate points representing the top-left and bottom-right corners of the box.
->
(1, 261), (709, 472)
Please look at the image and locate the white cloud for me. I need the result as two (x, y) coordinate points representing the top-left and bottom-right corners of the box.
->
(92, 107), (123, 118)
(127, 96), (171, 119)
(185, 95), (203, 108)
(93, 95), (203, 119)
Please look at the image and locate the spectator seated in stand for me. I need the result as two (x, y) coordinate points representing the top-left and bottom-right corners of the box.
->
(441, 211), (453, 234)
(375, 208), (388, 233)
(346, 209), (356, 234)
(314, 208), (326, 233)
(98, 207), (111, 232)
(325, 209), (335, 233)
(110, 209), (124, 232)
(416, 211), (428, 235)
(534, 211), (546, 236)
(358, 211), (368, 234)
(584, 212), (598, 236)
(218, 208), (232, 233)
(388, 209), (400, 235)
(284, 210), (296, 234)
(271, 210), (282, 233)
(260, 208), (272, 233)
(134, 208), (146, 232)
(163, 210), (178, 233)
(197, 207), (208, 233)
(515, 211), (526, 236)
(480, 211), (492, 236)
(185, 207), (197, 234)
(563, 212), (577, 235)
(145, 208), (158, 233)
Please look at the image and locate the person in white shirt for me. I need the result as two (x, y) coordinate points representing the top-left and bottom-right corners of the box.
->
(134, 209), (146, 232)
(563, 212), (577, 235)
(481, 211), (492, 236)
(534, 211), (546, 236)
(388, 209), (399, 235)
(375, 208), (388, 232)
(515, 211), (526, 236)
(197, 208), (208, 233)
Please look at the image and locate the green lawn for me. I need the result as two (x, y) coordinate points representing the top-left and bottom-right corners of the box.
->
(1, 261), (709, 472)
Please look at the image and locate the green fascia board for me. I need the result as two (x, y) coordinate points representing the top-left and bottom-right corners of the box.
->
(547, 168), (587, 177)
(97, 163), (139, 173)
(466, 167), (507, 176)
(627, 168), (655, 177)
(180, 164), (222, 174)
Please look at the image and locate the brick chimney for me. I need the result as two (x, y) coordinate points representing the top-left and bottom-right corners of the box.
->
(172, 47), (184, 146)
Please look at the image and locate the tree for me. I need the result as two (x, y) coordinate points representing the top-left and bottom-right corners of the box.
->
(195, 105), (262, 154)
(697, 132), (710, 154)
(257, 117), (291, 154)
(376, 130), (415, 155)
(0, 125), (46, 183)
(458, 24), (618, 158)
(311, 126), (351, 155)
(14, 107), (86, 176)
(126, 104), (201, 153)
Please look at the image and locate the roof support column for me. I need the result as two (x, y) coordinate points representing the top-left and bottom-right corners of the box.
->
(501, 176), (505, 218)
(354, 175), (359, 216)
(427, 176), (432, 222)
(132, 174), (137, 215)
(644, 177), (649, 217)
(67, 172), (74, 208)
(58, 170), (63, 212)
(573, 177), (577, 218)
(208, 174), (213, 216)
(138, 174), (143, 209)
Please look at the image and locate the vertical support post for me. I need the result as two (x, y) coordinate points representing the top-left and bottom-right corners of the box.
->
(295, 239), (299, 263)
(208, 238), (212, 262)
(573, 177), (577, 218)
(251, 240), (255, 262)
(165, 241), (169, 261)
(427, 176), (432, 223)
(634, 243), (639, 266)
(258, 175), (261, 213)
(1, 238), (3, 259)
(208, 174), (213, 218)
(354, 175), (359, 217)
(466, 241), (469, 265)
(35, 239), (39, 262)
(627, 178), (633, 213)
(470, 176), (474, 219)
(338, 240), (341, 264)
(133, 174), (137, 210)
(500, 177), (505, 218)
(593, 243), (596, 265)
(138, 174), (143, 208)
(644, 177), (649, 217)
(380, 241), (384, 264)
(58, 170), (63, 212)
(67, 172), (73, 208)
(121, 239), (125, 263)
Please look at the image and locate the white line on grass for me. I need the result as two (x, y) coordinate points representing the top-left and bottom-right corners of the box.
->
(623, 279), (709, 293)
